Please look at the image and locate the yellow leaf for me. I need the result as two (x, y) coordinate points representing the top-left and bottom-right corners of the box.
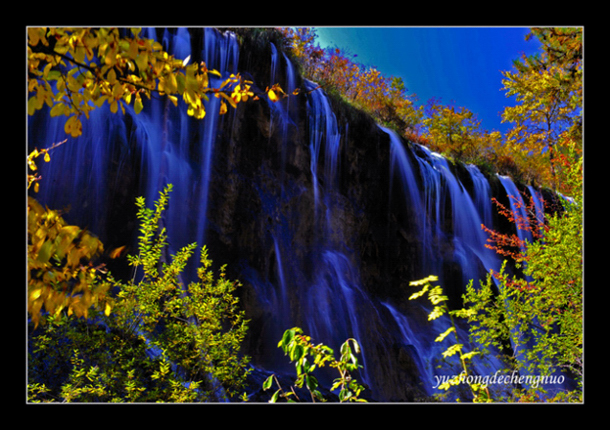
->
(134, 93), (144, 114)
(104, 302), (112, 316)
(28, 28), (43, 46)
(128, 39), (139, 60)
(30, 288), (43, 301)
(50, 103), (66, 117)
(43, 151), (51, 163)
(107, 68), (117, 85)
(28, 149), (39, 170)
(219, 100), (227, 115)
(109, 245), (126, 259)
(435, 326), (455, 343)
(112, 82), (124, 99)
(161, 72), (178, 94)
(268, 89), (279, 102)
(28, 96), (39, 116)
(135, 51), (148, 72)
(64, 116), (82, 137)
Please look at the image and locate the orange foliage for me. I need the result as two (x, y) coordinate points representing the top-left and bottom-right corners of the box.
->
(482, 193), (548, 264)
(277, 28), (422, 133)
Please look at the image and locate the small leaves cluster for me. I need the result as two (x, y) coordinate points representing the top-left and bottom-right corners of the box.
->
(27, 27), (281, 138)
(27, 140), (66, 192)
(28, 196), (112, 328)
(114, 184), (251, 400)
(481, 193), (548, 263)
(263, 327), (367, 403)
(409, 276), (491, 402)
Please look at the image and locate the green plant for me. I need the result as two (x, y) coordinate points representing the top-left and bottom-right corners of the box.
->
(463, 160), (582, 402)
(262, 327), (367, 403)
(409, 157), (582, 402)
(408, 276), (491, 402)
(28, 184), (250, 402)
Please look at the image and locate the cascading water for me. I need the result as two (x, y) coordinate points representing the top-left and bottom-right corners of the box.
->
(299, 81), (382, 390)
(133, 29), (241, 283)
(383, 126), (509, 398)
(305, 79), (342, 216)
(28, 28), (562, 401)
(265, 42), (298, 322)
(385, 126), (502, 289)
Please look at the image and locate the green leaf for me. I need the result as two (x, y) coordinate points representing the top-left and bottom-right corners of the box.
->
(262, 375), (273, 390)
(279, 328), (297, 349)
(270, 390), (280, 403)
(290, 344), (304, 362)
(305, 374), (318, 391)
(46, 70), (61, 81)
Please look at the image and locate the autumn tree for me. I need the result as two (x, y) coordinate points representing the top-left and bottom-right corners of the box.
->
(500, 27), (582, 191)
(423, 98), (484, 162)
(27, 27), (274, 139)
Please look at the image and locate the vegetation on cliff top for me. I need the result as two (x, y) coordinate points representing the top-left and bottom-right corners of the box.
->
(276, 27), (582, 195)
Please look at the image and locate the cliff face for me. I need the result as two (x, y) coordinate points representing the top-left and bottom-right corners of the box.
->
(28, 28), (549, 401)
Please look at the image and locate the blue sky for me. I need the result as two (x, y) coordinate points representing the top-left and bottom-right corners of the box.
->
(313, 27), (543, 134)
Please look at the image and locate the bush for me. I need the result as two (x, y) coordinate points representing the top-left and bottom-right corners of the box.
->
(28, 184), (250, 402)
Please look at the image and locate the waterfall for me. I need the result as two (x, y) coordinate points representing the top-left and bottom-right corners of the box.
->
(301, 82), (379, 389)
(306, 79), (341, 215)
(29, 28), (562, 401)
(385, 126), (501, 289)
(132, 29), (241, 283)
(383, 126), (509, 398)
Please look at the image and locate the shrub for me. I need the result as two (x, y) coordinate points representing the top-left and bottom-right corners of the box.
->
(28, 184), (250, 402)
